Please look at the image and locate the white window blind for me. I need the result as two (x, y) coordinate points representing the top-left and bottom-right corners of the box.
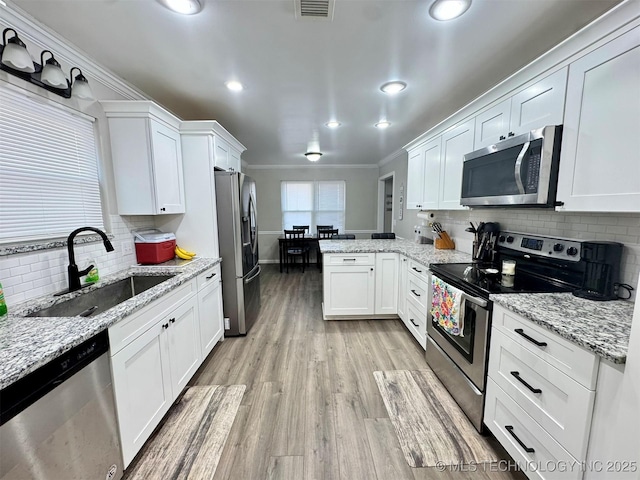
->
(0, 85), (104, 242)
(281, 180), (345, 232)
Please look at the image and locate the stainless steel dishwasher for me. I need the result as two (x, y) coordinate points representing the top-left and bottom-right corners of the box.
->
(0, 330), (123, 480)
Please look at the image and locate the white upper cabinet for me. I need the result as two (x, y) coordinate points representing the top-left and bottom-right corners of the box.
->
(229, 147), (242, 172)
(439, 119), (474, 210)
(405, 136), (441, 210)
(406, 148), (426, 209)
(101, 101), (185, 215)
(214, 136), (230, 171)
(473, 68), (568, 150)
(557, 27), (640, 212)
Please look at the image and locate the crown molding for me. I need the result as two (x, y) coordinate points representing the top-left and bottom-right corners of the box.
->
(0, 3), (148, 101)
(378, 148), (405, 167)
(245, 163), (379, 170)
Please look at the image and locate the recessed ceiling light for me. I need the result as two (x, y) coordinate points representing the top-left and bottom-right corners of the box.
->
(375, 121), (391, 129)
(429, 0), (471, 21)
(225, 81), (244, 92)
(326, 121), (341, 128)
(305, 152), (323, 162)
(380, 81), (407, 95)
(157, 0), (202, 15)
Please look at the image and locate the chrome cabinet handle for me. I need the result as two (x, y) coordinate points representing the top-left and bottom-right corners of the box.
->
(510, 371), (542, 394)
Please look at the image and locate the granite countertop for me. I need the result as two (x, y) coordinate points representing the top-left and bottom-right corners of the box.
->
(0, 257), (221, 390)
(491, 293), (635, 364)
(319, 238), (473, 266)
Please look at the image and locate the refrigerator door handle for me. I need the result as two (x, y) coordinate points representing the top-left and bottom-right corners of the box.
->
(249, 193), (258, 256)
(244, 265), (261, 284)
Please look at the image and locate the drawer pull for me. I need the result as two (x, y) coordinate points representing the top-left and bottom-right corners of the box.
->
(505, 425), (535, 453)
(410, 318), (419, 327)
(411, 289), (421, 297)
(514, 328), (547, 347)
(412, 267), (423, 273)
(205, 273), (216, 279)
(510, 371), (542, 394)
(343, 258), (357, 262)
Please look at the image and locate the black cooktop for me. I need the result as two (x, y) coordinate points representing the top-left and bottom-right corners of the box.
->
(429, 262), (574, 299)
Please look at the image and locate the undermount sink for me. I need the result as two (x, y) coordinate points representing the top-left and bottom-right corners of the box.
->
(27, 275), (175, 318)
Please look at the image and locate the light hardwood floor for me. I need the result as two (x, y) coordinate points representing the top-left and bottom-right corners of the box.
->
(190, 265), (527, 480)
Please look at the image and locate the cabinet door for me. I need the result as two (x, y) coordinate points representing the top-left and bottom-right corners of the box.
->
(214, 137), (230, 171)
(422, 137), (442, 210)
(474, 99), (511, 149)
(229, 148), (241, 172)
(198, 280), (223, 359)
(439, 120), (474, 210)
(111, 322), (172, 467)
(397, 256), (409, 322)
(509, 67), (567, 136)
(557, 28), (640, 212)
(406, 147), (425, 209)
(166, 296), (201, 395)
(323, 265), (375, 316)
(374, 253), (399, 315)
(150, 120), (186, 214)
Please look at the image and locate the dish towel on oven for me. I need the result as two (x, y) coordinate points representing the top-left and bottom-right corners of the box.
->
(430, 275), (465, 337)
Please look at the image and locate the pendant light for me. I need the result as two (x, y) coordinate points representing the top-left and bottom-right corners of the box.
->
(70, 67), (94, 100)
(39, 50), (67, 89)
(305, 152), (323, 162)
(1, 28), (35, 73)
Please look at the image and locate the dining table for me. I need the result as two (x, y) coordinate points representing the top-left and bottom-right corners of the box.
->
(277, 234), (320, 272)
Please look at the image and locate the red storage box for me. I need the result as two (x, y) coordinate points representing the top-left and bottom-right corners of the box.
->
(134, 230), (177, 265)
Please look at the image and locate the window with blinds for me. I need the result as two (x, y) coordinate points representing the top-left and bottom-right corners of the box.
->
(281, 180), (345, 232)
(0, 85), (104, 243)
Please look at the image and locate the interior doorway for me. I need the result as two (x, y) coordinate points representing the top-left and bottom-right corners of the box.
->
(377, 172), (394, 233)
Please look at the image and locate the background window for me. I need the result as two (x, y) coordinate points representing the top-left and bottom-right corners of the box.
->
(281, 180), (345, 232)
(0, 85), (104, 243)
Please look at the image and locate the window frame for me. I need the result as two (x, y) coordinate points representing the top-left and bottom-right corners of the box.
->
(281, 180), (346, 233)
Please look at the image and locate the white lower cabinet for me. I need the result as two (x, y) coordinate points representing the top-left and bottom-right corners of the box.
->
(403, 269), (430, 349)
(397, 255), (409, 321)
(108, 274), (224, 468)
(485, 304), (599, 479)
(374, 253), (399, 315)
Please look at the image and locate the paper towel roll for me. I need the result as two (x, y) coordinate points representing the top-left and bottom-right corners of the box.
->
(417, 211), (436, 221)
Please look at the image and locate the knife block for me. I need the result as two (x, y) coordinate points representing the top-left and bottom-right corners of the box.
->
(435, 234), (455, 250)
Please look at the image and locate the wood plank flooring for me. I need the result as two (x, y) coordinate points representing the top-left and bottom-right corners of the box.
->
(190, 265), (527, 480)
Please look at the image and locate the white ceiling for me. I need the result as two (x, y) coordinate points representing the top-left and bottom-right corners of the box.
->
(11, 0), (621, 166)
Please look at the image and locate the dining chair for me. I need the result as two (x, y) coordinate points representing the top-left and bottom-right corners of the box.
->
(318, 228), (339, 239)
(283, 229), (308, 273)
(332, 234), (355, 239)
(292, 225), (309, 233)
(371, 232), (396, 239)
(316, 225), (334, 236)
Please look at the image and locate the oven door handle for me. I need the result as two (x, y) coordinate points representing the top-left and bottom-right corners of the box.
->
(462, 293), (487, 308)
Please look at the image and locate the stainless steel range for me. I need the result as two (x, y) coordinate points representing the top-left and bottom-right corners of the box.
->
(426, 231), (623, 432)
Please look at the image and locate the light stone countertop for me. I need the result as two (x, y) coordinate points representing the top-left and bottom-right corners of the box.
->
(0, 257), (221, 390)
(319, 238), (473, 266)
(491, 293), (635, 364)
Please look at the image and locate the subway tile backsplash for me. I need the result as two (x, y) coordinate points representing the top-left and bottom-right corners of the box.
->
(428, 210), (640, 302)
(0, 215), (154, 307)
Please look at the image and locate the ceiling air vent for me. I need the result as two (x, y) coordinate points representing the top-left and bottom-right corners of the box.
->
(295, 0), (335, 20)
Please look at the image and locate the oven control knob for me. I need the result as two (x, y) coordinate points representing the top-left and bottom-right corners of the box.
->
(499, 235), (506, 242)
(553, 243), (564, 252)
(567, 246), (579, 256)
(506, 235), (514, 243)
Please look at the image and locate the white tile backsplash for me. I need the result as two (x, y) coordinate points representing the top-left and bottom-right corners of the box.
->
(0, 215), (154, 307)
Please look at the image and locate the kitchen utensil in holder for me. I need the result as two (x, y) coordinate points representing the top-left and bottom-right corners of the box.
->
(435, 231), (455, 250)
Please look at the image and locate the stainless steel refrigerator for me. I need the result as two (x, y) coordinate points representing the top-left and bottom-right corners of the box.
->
(215, 171), (261, 336)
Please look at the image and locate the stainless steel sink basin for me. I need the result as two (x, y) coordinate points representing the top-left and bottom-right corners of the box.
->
(27, 275), (175, 318)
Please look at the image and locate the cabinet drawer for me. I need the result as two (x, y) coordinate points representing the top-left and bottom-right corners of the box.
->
(324, 253), (375, 266)
(489, 329), (595, 460)
(405, 297), (427, 349)
(196, 264), (221, 291)
(109, 279), (196, 355)
(406, 272), (429, 313)
(493, 305), (599, 389)
(408, 259), (429, 282)
(485, 379), (582, 480)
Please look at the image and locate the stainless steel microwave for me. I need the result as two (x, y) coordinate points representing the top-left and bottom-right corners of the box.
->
(460, 125), (563, 207)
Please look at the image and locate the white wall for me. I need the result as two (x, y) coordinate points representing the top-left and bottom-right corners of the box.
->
(245, 165), (379, 262)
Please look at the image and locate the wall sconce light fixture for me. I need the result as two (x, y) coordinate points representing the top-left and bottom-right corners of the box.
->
(0, 28), (94, 100)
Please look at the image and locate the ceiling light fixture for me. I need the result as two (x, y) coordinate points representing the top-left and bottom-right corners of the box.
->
(429, 0), (471, 21)
(225, 80), (244, 92)
(325, 121), (341, 128)
(375, 121), (391, 129)
(305, 152), (323, 162)
(380, 81), (407, 95)
(157, 0), (203, 15)
(0, 28), (94, 100)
